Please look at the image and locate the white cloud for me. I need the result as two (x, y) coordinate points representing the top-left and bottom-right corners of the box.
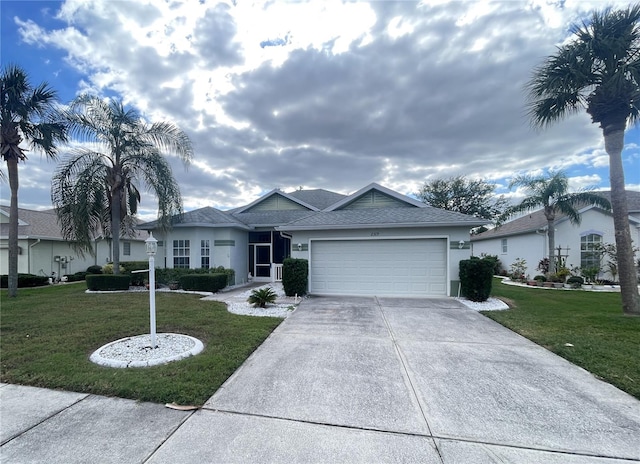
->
(6, 0), (639, 214)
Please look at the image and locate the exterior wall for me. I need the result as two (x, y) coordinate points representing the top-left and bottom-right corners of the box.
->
(472, 210), (640, 280)
(472, 233), (546, 278)
(154, 227), (248, 285)
(0, 238), (146, 276)
(287, 226), (474, 296)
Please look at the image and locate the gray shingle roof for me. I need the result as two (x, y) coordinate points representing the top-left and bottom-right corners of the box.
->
(287, 189), (347, 210)
(277, 206), (487, 230)
(0, 207), (63, 239)
(472, 190), (640, 241)
(232, 210), (317, 227)
(139, 206), (249, 230)
(0, 206), (146, 240)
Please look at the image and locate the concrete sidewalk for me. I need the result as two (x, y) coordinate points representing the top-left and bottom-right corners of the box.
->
(2, 296), (639, 463)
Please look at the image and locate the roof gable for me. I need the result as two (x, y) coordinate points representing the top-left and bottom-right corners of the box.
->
(287, 189), (347, 210)
(326, 183), (424, 211)
(235, 189), (318, 214)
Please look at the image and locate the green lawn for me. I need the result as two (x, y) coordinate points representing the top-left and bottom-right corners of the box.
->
(0, 284), (282, 405)
(486, 279), (640, 400)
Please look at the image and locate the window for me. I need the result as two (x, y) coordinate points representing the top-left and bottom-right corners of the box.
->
(201, 239), (210, 269)
(173, 239), (190, 268)
(123, 242), (131, 256)
(501, 239), (508, 254)
(581, 234), (602, 269)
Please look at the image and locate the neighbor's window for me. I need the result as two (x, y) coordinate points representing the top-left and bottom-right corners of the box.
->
(201, 239), (210, 269)
(501, 238), (508, 254)
(123, 242), (131, 256)
(580, 234), (602, 269)
(173, 239), (190, 268)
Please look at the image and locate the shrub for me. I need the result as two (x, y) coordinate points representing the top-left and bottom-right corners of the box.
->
(0, 274), (49, 288)
(533, 275), (547, 282)
(459, 257), (494, 302)
(102, 263), (125, 274)
(211, 266), (235, 286)
(509, 258), (527, 281)
(179, 273), (227, 293)
(120, 261), (149, 286)
(247, 287), (278, 308)
(65, 272), (88, 282)
(480, 254), (502, 275)
(282, 258), (308, 296)
(86, 274), (131, 291)
(567, 276), (584, 288)
(86, 265), (103, 274)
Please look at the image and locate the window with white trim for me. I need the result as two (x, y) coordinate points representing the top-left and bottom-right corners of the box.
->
(501, 238), (508, 254)
(123, 242), (131, 256)
(580, 234), (602, 269)
(173, 240), (190, 268)
(201, 239), (210, 269)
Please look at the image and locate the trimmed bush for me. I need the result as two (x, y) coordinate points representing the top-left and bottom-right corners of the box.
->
(120, 261), (150, 286)
(65, 272), (88, 282)
(86, 265), (103, 274)
(533, 275), (547, 282)
(282, 258), (308, 296)
(179, 273), (227, 293)
(86, 274), (131, 291)
(480, 254), (502, 275)
(155, 267), (235, 286)
(212, 266), (235, 286)
(459, 257), (494, 302)
(0, 274), (49, 288)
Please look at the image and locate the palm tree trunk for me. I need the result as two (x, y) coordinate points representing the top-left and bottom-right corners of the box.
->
(7, 157), (19, 297)
(604, 129), (640, 315)
(111, 188), (121, 275)
(547, 217), (556, 276)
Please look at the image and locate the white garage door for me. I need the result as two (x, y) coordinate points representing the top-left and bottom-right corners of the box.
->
(310, 238), (447, 297)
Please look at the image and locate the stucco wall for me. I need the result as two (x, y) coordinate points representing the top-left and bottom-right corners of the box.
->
(472, 210), (640, 280)
(0, 238), (147, 276)
(155, 227), (247, 284)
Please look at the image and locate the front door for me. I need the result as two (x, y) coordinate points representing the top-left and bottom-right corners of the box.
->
(250, 244), (272, 280)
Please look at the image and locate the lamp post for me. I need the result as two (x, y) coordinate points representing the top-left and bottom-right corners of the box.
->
(145, 232), (158, 348)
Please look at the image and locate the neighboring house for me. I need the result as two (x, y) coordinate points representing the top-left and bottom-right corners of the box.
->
(139, 183), (486, 297)
(0, 206), (148, 277)
(471, 191), (640, 280)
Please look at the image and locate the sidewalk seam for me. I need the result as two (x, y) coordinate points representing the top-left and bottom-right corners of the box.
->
(374, 296), (446, 464)
(0, 393), (89, 447)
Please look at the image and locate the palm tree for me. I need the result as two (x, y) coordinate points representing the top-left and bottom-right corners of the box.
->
(1, 64), (67, 297)
(503, 171), (611, 276)
(52, 95), (193, 273)
(526, 5), (640, 315)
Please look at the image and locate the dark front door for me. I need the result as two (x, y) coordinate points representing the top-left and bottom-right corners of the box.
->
(250, 244), (271, 279)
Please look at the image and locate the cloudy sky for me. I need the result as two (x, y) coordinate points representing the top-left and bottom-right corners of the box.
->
(1, 0), (639, 220)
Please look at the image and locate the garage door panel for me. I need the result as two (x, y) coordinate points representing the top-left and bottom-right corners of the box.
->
(310, 239), (447, 297)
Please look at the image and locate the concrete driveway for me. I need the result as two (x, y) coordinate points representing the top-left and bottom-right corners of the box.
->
(152, 296), (640, 463)
(2, 296), (639, 463)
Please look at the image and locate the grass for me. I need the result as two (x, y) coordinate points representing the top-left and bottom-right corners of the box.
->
(486, 279), (640, 400)
(0, 284), (282, 405)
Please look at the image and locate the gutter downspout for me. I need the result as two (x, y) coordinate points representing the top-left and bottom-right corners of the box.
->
(28, 239), (41, 274)
(279, 231), (293, 258)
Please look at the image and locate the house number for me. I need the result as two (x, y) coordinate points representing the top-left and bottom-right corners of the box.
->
(370, 232), (380, 236)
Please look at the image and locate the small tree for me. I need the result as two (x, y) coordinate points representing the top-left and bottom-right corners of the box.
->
(417, 176), (508, 222)
(509, 258), (527, 281)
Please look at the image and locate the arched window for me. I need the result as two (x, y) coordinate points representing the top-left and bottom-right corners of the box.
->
(580, 233), (602, 269)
